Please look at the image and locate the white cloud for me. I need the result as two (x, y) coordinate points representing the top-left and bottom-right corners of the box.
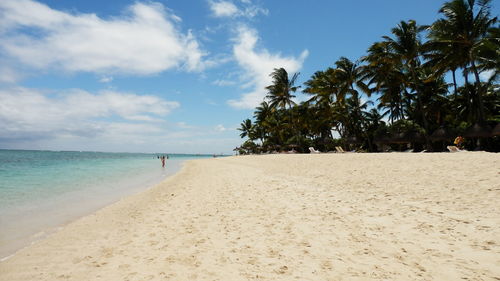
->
(0, 0), (206, 75)
(208, 0), (268, 19)
(227, 26), (308, 109)
(0, 87), (241, 153)
(0, 65), (21, 83)
(0, 87), (179, 141)
(215, 124), (227, 131)
(479, 69), (495, 81)
(176, 122), (196, 129)
(209, 1), (239, 17)
(99, 76), (113, 83)
(241, 4), (268, 18)
(212, 79), (237, 86)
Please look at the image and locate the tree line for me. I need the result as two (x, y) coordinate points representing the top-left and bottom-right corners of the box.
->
(237, 0), (499, 154)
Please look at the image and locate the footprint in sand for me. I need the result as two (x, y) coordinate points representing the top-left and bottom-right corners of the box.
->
(275, 265), (289, 274)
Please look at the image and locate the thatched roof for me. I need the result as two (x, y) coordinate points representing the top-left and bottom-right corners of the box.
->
(374, 136), (391, 144)
(492, 123), (500, 136)
(464, 123), (493, 138)
(407, 131), (426, 143)
(345, 136), (362, 144)
(430, 127), (453, 141)
(389, 132), (409, 144)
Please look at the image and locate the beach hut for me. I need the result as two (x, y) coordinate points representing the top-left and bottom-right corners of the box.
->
(463, 123), (493, 138)
(407, 131), (426, 143)
(429, 127), (453, 141)
(463, 123), (493, 150)
(430, 127), (454, 151)
(374, 135), (391, 144)
(389, 132), (409, 144)
(345, 136), (362, 144)
(374, 136), (391, 152)
(287, 144), (300, 153)
(344, 135), (362, 151)
(492, 123), (500, 136)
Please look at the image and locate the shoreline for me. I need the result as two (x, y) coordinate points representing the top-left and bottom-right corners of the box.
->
(1, 153), (499, 280)
(0, 157), (188, 261)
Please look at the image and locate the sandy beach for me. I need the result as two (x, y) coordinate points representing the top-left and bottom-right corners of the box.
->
(1, 153), (499, 280)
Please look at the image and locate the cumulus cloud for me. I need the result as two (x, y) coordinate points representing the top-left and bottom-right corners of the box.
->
(0, 87), (179, 142)
(0, 0), (206, 75)
(209, 1), (239, 17)
(208, 0), (268, 18)
(215, 124), (227, 132)
(0, 65), (21, 83)
(212, 79), (237, 86)
(227, 26), (308, 109)
(99, 76), (113, 83)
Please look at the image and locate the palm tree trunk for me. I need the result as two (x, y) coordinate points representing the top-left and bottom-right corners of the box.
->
(410, 69), (430, 149)
(451, 68), (458, 99)
(463, 66), (473, 122)
(470, 60), (486, 123)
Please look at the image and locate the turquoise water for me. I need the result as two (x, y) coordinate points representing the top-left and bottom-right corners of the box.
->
(0, 149), (213, 259)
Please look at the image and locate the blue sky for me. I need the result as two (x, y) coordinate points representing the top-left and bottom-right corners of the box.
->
(0, 0), (483, 154)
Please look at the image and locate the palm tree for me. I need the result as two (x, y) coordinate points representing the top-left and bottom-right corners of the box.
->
(266, 68), (300, 110)
(238, 119), (254, 139)
(265, 68), (301, 148)
(418, 67), (451, 127)
(303, 69), (337, 106)
(332, 57), (371, 140)
(235, 1), (500, 153)
(362, 41), (409, 123)
(333, 57), (370, 102)
(303, 69), (338, 143)
(363, 108), (384, 151)
(424, 27), (464, 96)
(430, 0), (498, 122)
(253, 101), (273, 144)
(476, 27), (500, 84)
(254, 101), (272, 124)
(383, 20), (429, 134)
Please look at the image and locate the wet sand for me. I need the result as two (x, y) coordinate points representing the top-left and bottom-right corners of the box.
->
(1, 153), (499, 280)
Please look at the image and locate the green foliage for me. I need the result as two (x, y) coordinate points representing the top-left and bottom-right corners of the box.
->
(237, 0), (499, 152)
(388, 119), (425, 135)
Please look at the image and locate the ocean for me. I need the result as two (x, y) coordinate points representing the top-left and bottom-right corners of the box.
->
(0, 149), (213, 260)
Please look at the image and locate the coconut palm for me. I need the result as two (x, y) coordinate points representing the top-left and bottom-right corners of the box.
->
(266, 68), (300, 110)
(476, 27), (500, 84)
(235, 1), (500, 152)
(265, 68), (301, 148)
(303, 69), (337, 106)
(254, 101), (272, 124)
(430, 0), (498, 122)
(238, 119), (254, 139)
(333, 57), (370, 102)
(382, 20), (430, 135)
(362, 41), (409, 123)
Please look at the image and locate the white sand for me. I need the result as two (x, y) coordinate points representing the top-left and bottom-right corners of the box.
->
(1, 153), (499, 280)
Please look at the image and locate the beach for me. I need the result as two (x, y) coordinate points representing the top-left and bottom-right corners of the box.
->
(0, 151), (208, 260)
(1, 153), (499, 280)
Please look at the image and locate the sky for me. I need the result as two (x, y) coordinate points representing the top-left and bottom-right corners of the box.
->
(0, 0), (491, 154)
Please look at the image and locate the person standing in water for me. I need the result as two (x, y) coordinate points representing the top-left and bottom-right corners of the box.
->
(161, 155), (165, 168)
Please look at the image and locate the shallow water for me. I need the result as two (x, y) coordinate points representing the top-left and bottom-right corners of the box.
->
(0, 149), (213, 259)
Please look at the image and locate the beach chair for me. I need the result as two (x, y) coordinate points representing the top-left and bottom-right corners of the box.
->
(308, 147), (320, 154)
(447, 145), (464, 152)
(335, 146), (345, 153)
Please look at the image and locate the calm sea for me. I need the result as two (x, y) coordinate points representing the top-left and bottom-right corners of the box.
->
(0, 149), (213, 260)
